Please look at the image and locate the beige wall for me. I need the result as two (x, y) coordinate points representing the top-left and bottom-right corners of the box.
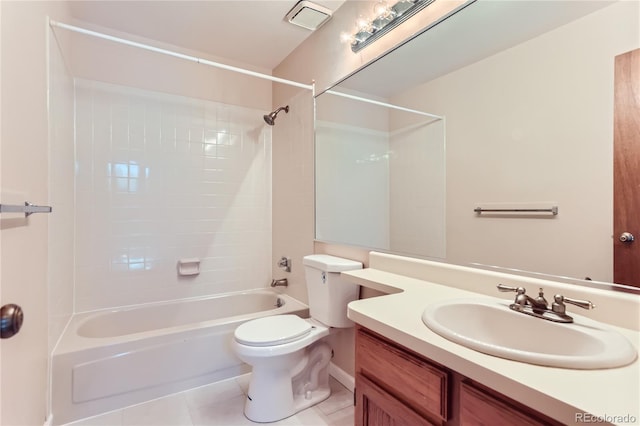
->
(1, 2), (72, 424)
(270, 88), (315, 303)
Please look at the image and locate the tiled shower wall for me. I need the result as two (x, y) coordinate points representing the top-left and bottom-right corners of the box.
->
(73, 80), (272, 312)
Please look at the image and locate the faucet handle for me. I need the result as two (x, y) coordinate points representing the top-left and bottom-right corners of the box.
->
(497, 284), (525, 294)
(552, 294), (595, 314)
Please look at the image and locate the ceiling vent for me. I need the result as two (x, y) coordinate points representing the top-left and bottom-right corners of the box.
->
(285, 1), (333, 31)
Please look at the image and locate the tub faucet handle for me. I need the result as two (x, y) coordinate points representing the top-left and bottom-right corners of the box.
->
(277, 256), (291, 272)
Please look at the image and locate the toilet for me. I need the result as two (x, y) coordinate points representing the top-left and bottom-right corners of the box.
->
(232, 254), (362, 423)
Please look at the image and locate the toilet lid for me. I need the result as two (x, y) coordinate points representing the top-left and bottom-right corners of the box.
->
(234, 315), (312, 347)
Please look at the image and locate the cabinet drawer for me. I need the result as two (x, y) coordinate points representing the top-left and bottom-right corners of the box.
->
(460, 381), (557, 426)
(356, 373), (436, 426)
(356, 328), (449, 421)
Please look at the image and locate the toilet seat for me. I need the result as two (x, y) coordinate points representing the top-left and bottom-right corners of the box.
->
(234, 315), (312, 347)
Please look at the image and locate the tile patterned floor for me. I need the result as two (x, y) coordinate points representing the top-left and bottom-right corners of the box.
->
(65, 375), (354, 426)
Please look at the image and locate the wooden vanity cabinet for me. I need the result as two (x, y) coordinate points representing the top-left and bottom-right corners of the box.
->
(355, 326), (448, 425)
(355, 326), (563, 426)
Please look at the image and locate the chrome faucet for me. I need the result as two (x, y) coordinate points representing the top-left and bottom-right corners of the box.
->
(509, 286), (549, 313)
(497, 284), (594, 323)
(271, 278), (288, 287)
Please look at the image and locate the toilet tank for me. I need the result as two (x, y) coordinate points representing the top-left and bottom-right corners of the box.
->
(303, 254), (363, 328)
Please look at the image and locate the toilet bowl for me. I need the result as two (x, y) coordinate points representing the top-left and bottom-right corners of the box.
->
(232, 255), (362, 423)
(233, 315), (332, 423)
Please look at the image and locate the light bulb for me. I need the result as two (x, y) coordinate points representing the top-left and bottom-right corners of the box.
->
(371, 0), (394, 31)
(340, 32), (355, 44)
(373, 0), (391, 18)
(356, 15), (371, 32)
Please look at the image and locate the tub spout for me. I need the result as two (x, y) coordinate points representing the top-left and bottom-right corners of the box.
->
(270, 278), (288, 287)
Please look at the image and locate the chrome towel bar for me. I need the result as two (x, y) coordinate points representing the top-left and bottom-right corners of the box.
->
(0, 202), (52, 217)
(474, 206), (558, 215)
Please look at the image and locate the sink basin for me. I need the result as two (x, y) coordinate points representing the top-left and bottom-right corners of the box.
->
(422, 298), (637, 369)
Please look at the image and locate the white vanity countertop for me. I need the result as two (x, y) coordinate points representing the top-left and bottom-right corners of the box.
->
(345, 268), (640, 426)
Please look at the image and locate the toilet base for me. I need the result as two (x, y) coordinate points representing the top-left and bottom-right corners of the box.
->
(244, 380), (330, 423)
(244, 384), (330, 423)
(243, 342), (332, 423)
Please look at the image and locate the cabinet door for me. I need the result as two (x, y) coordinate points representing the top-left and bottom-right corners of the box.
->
(460, 382), (556, 426)
(356, 328), (448, 421)
(356, 373), (436, 426)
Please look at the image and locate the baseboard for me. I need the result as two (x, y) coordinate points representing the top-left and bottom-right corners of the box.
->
(328, 362), (355, 393)
(43, 414), (53, 426)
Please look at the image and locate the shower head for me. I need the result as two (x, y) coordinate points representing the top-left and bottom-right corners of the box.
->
(263, 105), (289, 126)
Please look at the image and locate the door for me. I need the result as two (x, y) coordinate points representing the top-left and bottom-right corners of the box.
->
(613, 48), (640, 286)
(1, 2), (53, 424)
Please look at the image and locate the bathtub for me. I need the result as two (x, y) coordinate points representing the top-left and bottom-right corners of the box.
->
(51, 289), (309, 425)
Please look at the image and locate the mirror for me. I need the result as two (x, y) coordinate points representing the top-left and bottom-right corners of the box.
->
(315, 0), (639, 290)
(315, 91), (446, 259)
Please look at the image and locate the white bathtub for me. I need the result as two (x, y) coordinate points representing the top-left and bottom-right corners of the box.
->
(51, 289), (309, 425)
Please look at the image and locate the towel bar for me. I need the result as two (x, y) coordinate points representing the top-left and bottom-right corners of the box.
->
(474, 206), (558, 215)
(0, 202), (52, 217)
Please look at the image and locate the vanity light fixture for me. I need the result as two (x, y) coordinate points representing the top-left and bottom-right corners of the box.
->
(285, 0), (333, 31)
(342, 0), (436, 52)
